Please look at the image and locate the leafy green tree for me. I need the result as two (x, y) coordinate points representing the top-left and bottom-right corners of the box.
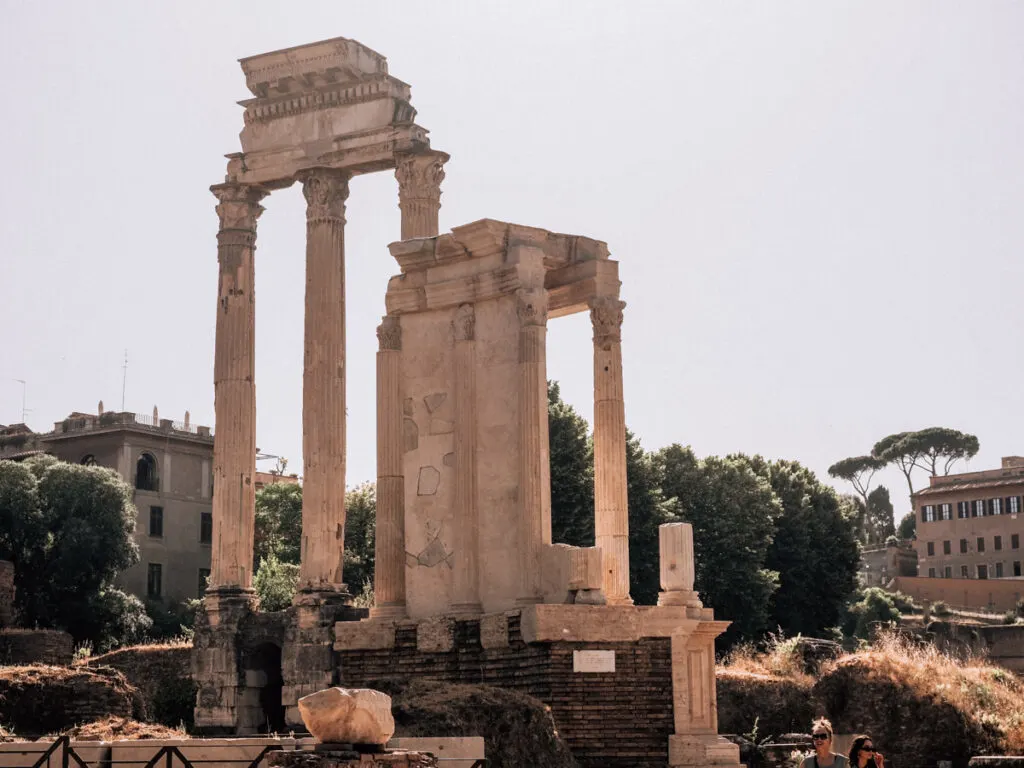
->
(872, 432), (921, 499)
(548, 382), (594, 547)
(655, 445), (780, 647)
(828, 455), (884, 513)
(626, 431), (677, 606)
(739, 457), (860, 639)
(844, 587), (901, 639)
(0, 455), (146, 648)
(254, 482), (302, 569)
(865, 486), (895, 544)
(872, 428), (980, 502)
(343, 483), (376, 592)
(254, 553), (299, 612)
(896, 511), (916, 540)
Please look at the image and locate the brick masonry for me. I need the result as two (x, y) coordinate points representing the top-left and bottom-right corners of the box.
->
(335, 614), (674, 768)
(0, 628), (73, 666)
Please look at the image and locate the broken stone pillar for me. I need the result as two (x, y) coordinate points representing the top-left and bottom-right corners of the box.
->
(210, 182), (267, 591)
(590, 296), (632, 606)
(298, 168), (351, 596)
(395, 151), (449, 240)
(451, 304), (481, 615)
(659, 522), (703, 609)
(516, 251), (552, 605)
(299, 687), (395, 745)
(191, 589), (256, 732)
(372, 316), (407, 619)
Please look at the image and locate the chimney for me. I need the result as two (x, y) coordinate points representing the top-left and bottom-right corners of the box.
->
(98, 400), (104, 415)
(184, 410), (191, 429)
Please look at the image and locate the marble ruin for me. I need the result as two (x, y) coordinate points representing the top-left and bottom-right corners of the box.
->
(192, 35), (740, 768)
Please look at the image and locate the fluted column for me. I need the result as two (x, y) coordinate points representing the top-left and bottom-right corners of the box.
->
(658, 522), (702, 608)
(297, 168), (350, 593)
(371, 316), (407, 618)
(210, 182), (267, 591)
(395, 150), (449, 240)
(451, 304), (482, 614)
(517, 286), (551, 604)
(591, 296), (632, 605)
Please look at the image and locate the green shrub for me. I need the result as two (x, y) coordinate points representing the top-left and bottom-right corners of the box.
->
(253, 554), (299, 612)
(890, 591), (918, 612)
(1002, 611), (1017, 625)
(933, 600), (952, 617)
(846, 587), (901, 639)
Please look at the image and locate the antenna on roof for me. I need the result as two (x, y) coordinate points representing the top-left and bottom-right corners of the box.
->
(121, 350), (128, 411)
(12, 379), (27, 423)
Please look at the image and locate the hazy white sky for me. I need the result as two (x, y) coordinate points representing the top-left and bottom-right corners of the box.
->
(1, 1), (1022, 517)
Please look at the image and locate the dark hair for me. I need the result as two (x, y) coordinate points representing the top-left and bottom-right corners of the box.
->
(849, 735), (873, 766)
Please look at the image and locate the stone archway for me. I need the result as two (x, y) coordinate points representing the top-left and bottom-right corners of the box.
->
(241, 642), (285, 734)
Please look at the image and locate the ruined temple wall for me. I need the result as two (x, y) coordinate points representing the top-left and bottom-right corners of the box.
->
(401, 292), (522, 618)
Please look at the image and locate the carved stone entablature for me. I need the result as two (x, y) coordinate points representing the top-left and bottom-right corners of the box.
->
(240, 36), (390, 98)
(516, 288), (549, 328)
(299, 169), (350, 223)
(589, 296), (626, 347)
(395, 151), (449, 203)
(377, 316), (402, 351)
(452, 304), (475, 342)
(212, 183), (268, 232)
(241, 77), (413, 126)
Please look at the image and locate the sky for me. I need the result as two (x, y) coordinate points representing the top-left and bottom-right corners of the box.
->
(1, 1), (1022, 521)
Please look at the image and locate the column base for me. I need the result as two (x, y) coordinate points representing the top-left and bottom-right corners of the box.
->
(293, 583), (351, 608)
(668, 734), (742, 767)
(605, 595), (635, 607)
(370, 603), (408, 620)
(449, 602), (483, 617)
(515, 595), (544, 607)
(658, 590), (703, 608)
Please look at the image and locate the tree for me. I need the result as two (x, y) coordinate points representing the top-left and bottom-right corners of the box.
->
(828, 455), (884, 513)
(548, 382), (594, 547)
(343, 483), (376, 592)
(0, 455), (148, 648)
(896, 511), (916, 540)
(904, 427), (979, 477)
(254, 553), (299, 612)
(872, 432), (921, 500)
(626, 431), (677, 606)
(865, 486), (895, 544)
(844, 587), (901, 639)
(655, 445), (780, 647)
(254, 482), (302, 569)
(738, 457), (860, 639)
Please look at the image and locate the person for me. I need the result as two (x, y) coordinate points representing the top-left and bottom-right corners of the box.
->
(800, 718), (849, 768)
(849, 735), (885, 768)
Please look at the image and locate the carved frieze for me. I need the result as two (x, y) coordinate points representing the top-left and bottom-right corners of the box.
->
(452, 304), (475, 342)
(395, 152), (448, 203)
(299, 169), (350, 223)
(589, 296), (626, 346)
(212, 184), (267, 232)
(376, 316), (402, 351)
(516, 288), (549, 328)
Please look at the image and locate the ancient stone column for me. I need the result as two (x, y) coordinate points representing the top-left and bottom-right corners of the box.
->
(658, 522), (702, 608)
(451, 304), (482, 615)
(517, 286), (551, 604)
(395, 150), (449, 240)
(297, 168), (350, 594)
(210, 182), (266, 591)
(371, 316), (407, 619)
(591, 296), (632, 605)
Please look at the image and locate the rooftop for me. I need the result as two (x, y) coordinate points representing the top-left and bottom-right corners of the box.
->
(39, 410), (213, 443)
(915, 456), (1024, 498)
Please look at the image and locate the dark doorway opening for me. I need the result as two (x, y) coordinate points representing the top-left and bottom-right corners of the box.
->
(248, 642), (286, 733)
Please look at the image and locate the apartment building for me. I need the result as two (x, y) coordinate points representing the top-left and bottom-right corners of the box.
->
(914, 456), (1024, 581)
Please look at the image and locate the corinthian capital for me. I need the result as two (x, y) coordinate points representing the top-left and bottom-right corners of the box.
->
(377, 316), (402, 351)
(298, 168), (350, 223)
(589, 296), (626, 346)
(212, 183), (267, 231)
(395, 151), (449, 203)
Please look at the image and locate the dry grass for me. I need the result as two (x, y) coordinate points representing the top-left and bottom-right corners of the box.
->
(89, 638), (192, 664)
(60, 717), (186, 741)
(837, 631), (1024, 751)
(722, 634), (815, 687)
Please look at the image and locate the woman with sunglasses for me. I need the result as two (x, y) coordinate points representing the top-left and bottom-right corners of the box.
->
(849, 735), (885, 768)
(801, 718), (848, 768)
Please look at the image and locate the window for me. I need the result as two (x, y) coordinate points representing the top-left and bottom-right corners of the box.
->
(1011, 496), (1021, 515)
(996, 536), (1003, 551)
(943, 540), (951, 555)
(992, 498), (1003, 516)
(940, 503), (952, 521)
(135, 452), (158, 491)
(147, 563), (162, 598)
(960, 538), (969, 554)
(996, 562), (1004, 578)
(1015, 561), (1022, 577)
(978, 564), (989, 580)
(958, 501), (970, 519)
(198, 568), (210, 597)
(923, 505), (935, 523)
(80, 454), (98, 466)
(944, 566), (952, 578)
(928, 568), (936, 578)
(978, 537), (986, 553)
(961, 565), (970, 578)
(149, 506), (163, 538)
(1014, 534), (1021, 550)
(200, 511), (213, 545)
(975, 499), (986, 517)
(927, 541), (935, 556)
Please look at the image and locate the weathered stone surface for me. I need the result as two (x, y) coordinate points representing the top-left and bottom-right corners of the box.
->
(298, 688), (396, 746)
(416, 467), (439, 496)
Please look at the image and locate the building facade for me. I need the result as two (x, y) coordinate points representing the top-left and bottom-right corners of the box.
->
(914, 456), (1024, 582)
(1, 409), (215, 604)
(859, 541), (918, 586)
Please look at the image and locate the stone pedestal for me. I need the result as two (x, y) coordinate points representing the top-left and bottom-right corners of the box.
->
(210, 183), (267, 591)
(191, 587), (257, 732)
(298, 168), (351, 593)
